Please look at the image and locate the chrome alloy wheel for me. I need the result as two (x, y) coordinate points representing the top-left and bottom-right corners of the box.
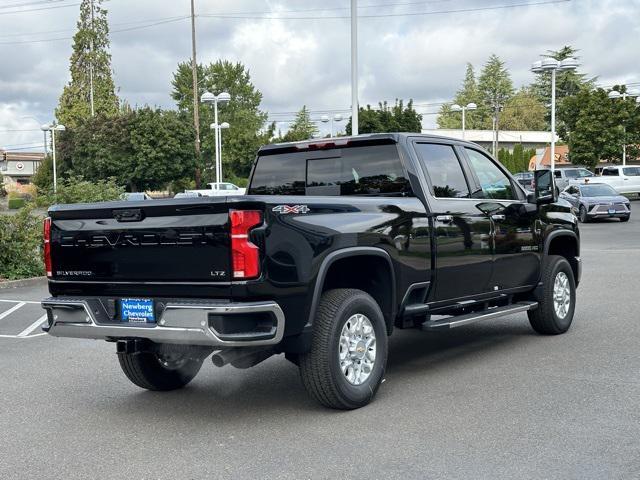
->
(553, 271), (571, 319)
(339, 313), (377, 385)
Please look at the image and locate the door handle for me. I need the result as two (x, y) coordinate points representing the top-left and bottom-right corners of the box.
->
(490, 214), (506, 221)
(435, 215), (453, 223)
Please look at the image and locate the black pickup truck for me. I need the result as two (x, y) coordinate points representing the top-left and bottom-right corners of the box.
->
(41, 133), (581, 409)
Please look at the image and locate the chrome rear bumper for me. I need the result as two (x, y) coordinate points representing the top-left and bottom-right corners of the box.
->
(41, 298), (285, 347)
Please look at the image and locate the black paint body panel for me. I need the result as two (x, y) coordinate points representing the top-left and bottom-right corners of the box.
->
(47, 133), (580, 349)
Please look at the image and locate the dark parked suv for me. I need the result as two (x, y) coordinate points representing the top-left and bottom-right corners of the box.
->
(41, 134), (580, 409)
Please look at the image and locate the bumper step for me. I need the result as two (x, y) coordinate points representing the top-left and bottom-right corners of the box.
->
(421, 301), (538, 331)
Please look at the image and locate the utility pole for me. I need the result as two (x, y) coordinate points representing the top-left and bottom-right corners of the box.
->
(350, 0), (358, 136)
(89, 0), (95, 116)
(190, 0), (202, 188)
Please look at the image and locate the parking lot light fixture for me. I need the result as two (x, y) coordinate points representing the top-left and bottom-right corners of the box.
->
(201, 91), (232, 183)
(321, 114), (343, 137)
(450, 103), (476, 140)
(531, 57), (579, 171)
(47, 123), (66, 194)
(609, 88), (640, 166)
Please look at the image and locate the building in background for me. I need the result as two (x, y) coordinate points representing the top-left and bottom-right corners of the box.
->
(528, 145), (571, 170)
(0, 151), (44, 186)
(423, 129), (557, 152)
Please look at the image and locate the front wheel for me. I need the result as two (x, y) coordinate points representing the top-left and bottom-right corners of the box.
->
(118, 344), (205, 391)
(578, 206), (589, 223)
(299, 289), (388, 410)
(620, 215), (630, 222)
(528, 255), (576, 335)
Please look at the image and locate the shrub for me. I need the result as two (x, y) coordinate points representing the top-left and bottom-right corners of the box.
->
(8, 198), (26, 209)
(38, 175), (125, 206)
(0, 205), (44, 280)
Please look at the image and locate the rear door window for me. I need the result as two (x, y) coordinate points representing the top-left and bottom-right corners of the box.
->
(249, 143), (410, 196)
(414, 143), (470, 198)
(623, 167), (640, 176)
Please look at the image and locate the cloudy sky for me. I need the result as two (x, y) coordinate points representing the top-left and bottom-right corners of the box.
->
(0, 0), (639, 151)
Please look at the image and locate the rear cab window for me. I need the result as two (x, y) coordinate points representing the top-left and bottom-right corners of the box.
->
(413, 143), (470, 198)
(248, 142), (411, 196)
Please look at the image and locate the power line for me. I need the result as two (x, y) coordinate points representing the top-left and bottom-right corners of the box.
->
(0, 0), (79, 16)
(0, 0), (571, 45)
(200, 0), (572, 20)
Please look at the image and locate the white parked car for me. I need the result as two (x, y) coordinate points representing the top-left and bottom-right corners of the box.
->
(186, 182), (246, 197)
(570, 165), (640, 195)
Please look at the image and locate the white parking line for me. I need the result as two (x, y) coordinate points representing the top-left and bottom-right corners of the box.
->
(0, 299), (40, 305)
(17, 314), (48, 337)
(0, 302), (26, 320)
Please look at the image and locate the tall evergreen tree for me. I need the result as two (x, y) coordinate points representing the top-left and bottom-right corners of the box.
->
(56, 0), (119, 128)
(282, 106), (318, 141)
(438, 63), (483, 129)
(478, 54), (514, 115)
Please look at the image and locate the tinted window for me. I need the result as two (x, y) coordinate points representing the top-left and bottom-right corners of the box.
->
(306, 144), (408, 195)
(580, 184), (617, 196)
(554, 170), (562, 178)
(249, 144), (409, 196)
(415, 143), (469, 198)
(565, 169), (594, 178)
(465, 148), (516, 200)
(623, 167), (640, 176)
(602, 168), (619, 176)
(249, 153), (306, 195)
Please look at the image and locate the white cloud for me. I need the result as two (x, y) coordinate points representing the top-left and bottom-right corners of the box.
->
(1, 0), (639, 147)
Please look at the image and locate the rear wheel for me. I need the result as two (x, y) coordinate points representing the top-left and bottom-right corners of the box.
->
(299, 289), (388, 410)
(578, 206), (589, 223)
(528, 255), (576, 335)
(118, 344), (205, 391)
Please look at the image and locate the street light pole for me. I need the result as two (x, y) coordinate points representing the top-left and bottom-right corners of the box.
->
(450, 103), (477, 140)
(202, 91), (231, 185)
(531, 57), (579, 171)
(608, 89), (640, 166)
(47, 123), (65, 194)
(550, 68), (556, 171)
(350, 0), (358, 136)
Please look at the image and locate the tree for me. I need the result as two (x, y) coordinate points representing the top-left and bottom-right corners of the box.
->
(171, 60), (268, 179)
(478, 54), (514, 127)
(282, 106), (318, 141)
(500, 88), (547, 131)
(531, 46), (596, 109)
(345, 99), (422, 134)
(438, 63), (483, 129)
(557, 87), (636, 168)
(59, 108), (197, 191)
(56, 0), (119, 128)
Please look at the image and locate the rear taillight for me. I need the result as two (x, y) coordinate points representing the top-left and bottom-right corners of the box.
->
(43, 217), (52, 277)
(230, 210), (262, 279)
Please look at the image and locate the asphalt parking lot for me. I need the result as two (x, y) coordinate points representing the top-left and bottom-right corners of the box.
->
(1, 216), (639, 479)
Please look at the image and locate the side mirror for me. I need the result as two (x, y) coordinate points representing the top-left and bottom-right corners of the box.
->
(531, 169), (557, 205)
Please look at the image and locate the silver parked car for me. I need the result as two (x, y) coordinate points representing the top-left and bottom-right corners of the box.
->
(560, 183), (630, 223)
(553, 167), (595, 192)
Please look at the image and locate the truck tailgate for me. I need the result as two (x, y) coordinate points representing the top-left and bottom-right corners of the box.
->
(48, 197), (231, 284)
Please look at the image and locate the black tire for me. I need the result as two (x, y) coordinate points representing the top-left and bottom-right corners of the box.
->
(528, 255), (576, 335)
(620, 215), (630, 222)
(578, 206), (589, 223)
(118, 345), (204, 391)
(299, 288), (388, 410)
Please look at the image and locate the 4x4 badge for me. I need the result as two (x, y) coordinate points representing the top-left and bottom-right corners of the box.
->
(272, 205), (310, 214)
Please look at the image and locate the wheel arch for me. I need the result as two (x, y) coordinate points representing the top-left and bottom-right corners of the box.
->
(544, 230), (581, 286)
(308, 247), (397, 335)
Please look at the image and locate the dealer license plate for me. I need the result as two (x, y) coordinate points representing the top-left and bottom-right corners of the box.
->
(120, 298), (155, 323)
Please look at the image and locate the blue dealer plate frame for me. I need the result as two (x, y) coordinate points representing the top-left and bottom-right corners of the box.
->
(120, 298), (155, 323)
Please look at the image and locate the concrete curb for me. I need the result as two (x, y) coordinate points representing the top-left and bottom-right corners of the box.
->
(0, 276), (47, 290)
